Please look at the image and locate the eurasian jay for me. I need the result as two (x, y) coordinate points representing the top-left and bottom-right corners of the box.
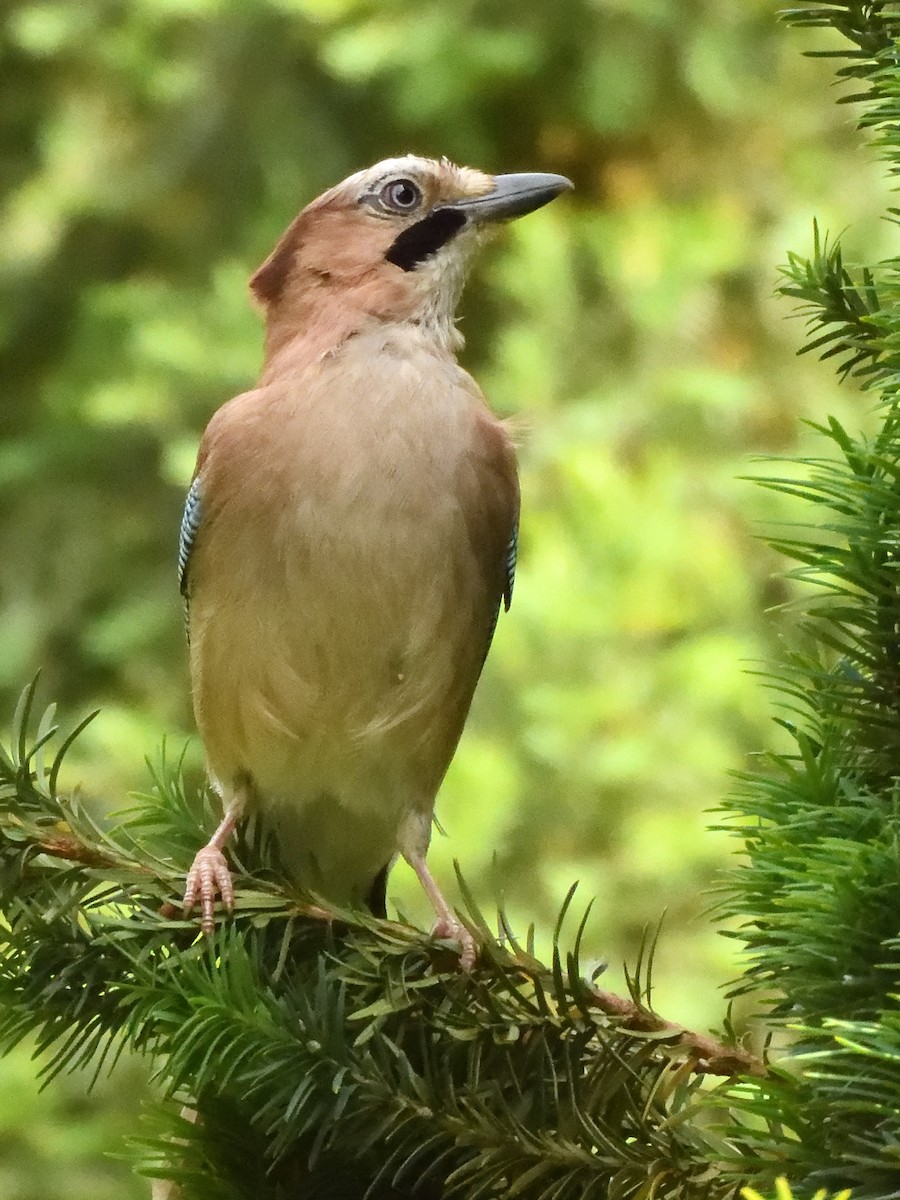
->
(179, 155), (571, 968)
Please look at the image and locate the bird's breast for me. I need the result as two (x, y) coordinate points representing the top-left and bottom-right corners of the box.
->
(188, 331), (510, 832)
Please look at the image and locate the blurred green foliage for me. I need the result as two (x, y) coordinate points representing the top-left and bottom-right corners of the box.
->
(0, 0), (892, 1195)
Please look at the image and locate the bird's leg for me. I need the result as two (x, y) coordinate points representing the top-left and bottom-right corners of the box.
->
(182, 793), (245, 935)
(404, 849), (477, 971)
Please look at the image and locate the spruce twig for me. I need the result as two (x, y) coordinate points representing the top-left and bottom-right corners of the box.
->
(0, 682), (748, 1200)
(708, 5), (900, 1196)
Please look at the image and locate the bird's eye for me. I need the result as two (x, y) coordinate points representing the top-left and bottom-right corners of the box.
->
(380, 178), (422, 213)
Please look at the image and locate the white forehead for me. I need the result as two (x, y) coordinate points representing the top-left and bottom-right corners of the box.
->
(315, 156), (492, 211)
(340, 156), (439, 194)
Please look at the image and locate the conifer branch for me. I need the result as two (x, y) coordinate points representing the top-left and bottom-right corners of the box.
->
(709, 5), (900, 1197)
(5, 7), (900, 1197)
(0, 679), (753, 1199)
(587, 986), (764, 1077)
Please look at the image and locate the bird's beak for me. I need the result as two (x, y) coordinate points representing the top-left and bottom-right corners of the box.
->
(442, 172), (573, 223)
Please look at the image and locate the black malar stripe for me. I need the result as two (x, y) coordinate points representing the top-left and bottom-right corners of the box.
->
(385, 208), (467, 271)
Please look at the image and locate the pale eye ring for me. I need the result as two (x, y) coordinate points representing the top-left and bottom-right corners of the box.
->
(380, 178), (422, 212)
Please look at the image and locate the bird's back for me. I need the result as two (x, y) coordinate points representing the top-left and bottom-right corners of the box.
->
(186, 324), (518, 901)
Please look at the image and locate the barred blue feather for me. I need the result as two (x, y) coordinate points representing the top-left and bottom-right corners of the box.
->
(503, 518), (518, 611)
(179, 477), (203, 637)
(484, 520), (518, 658)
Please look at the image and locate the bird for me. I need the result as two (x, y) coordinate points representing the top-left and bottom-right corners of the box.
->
(178, 155), (571, 968)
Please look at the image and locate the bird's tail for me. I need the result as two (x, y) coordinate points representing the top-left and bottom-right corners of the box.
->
(365, 862), (390, 919)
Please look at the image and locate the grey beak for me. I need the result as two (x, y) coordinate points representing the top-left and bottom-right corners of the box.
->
(443, 172), (573, 223)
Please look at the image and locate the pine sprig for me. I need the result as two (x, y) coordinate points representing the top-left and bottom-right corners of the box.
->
(713, 300), (900, 1198)
(0, 681), (755, 1200)
(8, 6), (900, 1196)
(705, 5), (900, 1197)
(779, 222), (886, 382)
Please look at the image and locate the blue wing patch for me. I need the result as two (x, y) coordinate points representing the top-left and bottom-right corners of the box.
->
(484, 521), (519, 660)
(503, 519), (518, 612)
(179, 475), (202, 601)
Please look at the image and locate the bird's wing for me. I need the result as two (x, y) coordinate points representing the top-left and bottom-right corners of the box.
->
(503, 517), (518, 612)
(178, 475), (203, 633)
(483, 513), (519, 660)
(468, 408), (520, 663)
(480, 515), (517, 668)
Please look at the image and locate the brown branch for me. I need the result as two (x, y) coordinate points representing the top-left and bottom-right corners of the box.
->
(26, 823), (765, 1078)
(589, 985), (767, 1077)
(37, 834), (117, 868)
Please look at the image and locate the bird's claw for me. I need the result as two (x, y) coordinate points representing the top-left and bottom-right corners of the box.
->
(431, 914), (478, 971)
(182, 845), (235, 935)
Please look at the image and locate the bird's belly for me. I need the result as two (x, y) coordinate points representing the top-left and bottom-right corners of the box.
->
(189, 480), (488, 897)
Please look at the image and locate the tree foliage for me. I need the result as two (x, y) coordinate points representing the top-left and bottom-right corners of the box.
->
(4, 0), (900, 1196)
(0, 680), (754, 1199)
(711, 4), (900, 1196)
(0, 0), (882, 984)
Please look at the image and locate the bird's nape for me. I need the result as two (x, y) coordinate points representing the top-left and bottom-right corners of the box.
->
(365, 862), (390, 920)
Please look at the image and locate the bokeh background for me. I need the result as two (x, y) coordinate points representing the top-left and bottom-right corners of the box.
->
(0, 1), (893, 1195)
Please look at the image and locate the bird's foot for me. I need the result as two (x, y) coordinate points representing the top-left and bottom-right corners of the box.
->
(431, 914), (478, 971)
(182, 845), (235, 935)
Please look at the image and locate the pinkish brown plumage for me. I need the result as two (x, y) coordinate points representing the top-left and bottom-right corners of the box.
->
(179, 155), (571, 967)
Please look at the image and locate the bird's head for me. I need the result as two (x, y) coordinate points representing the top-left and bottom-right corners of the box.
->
(250, 155), (572, 356)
